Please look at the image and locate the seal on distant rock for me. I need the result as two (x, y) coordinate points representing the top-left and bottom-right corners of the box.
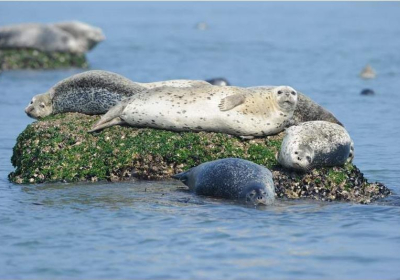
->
(277, 121), (353, 172)
(172, 158), (275, 205)
(206, 77), (230, 86)
(89, 84), (298, 137)
(25, 70), (146, 119)
(52, 21), (105, 52)
(137, 79), (210, 89)
(249, 86), (343, 126)
(0, 21), (104, 53)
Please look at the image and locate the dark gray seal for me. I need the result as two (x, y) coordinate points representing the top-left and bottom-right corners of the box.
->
(361, 89), (375, 95)
(206, 78), (230, 86)
(278, 121), (353, 172)
(25, 70), (146, 119)
(172, 158), (275, 205)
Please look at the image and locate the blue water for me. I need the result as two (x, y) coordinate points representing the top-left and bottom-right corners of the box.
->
(1, 2), (400, 279)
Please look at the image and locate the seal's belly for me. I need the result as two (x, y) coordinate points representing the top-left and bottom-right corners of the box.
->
(122, 96), (286, 136)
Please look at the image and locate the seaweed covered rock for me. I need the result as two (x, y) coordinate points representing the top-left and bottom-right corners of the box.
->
(0, 49), (88, 70)
(9, 113), (391, 204)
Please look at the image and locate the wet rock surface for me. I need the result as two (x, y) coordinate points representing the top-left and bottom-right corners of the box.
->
(9, 113), (392, 204)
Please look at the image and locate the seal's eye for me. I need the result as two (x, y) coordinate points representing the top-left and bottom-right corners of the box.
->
(291, 91), (296, 95)
(306, 156), (312, 162)
(30, 101), (33, 104)
(294, 151), (298, 155)
(277, 91), (282, 95)
(40, 103), (45, 108)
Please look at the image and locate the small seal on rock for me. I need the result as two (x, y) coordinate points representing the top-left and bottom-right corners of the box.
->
(172, 158), (275, 205)
(206, 78), (230, 86)
(0, 21), (104, 53)
(278, 121), (353, 172)
(89, 84), (298, 137)
(25, 70), (146, 119)
(360, 64), (376, 79)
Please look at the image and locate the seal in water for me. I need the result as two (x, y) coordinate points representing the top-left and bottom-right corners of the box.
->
(172, 158), (275, 205)
(277, 121), (353, 172)
(249, 86), (343, 126)
(89, 85), (298, 137)
(25, 71), (208, 119)
(206, 77), (230, 86)
(361, 88), (375, 95)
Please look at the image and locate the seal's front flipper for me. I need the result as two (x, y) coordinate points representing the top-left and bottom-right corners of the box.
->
(218, 94), (246, 111)
(172, 169), (192, 186)
(89, 101), (127, 133)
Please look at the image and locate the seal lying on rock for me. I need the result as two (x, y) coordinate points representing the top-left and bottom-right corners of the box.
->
(25, 70), (146, 119)
(0, 21), (104, 53)
(206, 77), (230, 86)
(249, 86), (343, 126)
(25, 71), (211, 119)
(278, 121), (353, 172)
(172, 158), (275, 205)
(89, 85), (298, 137)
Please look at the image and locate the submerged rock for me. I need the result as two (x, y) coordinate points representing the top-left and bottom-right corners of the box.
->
(9, 113), (391, 204)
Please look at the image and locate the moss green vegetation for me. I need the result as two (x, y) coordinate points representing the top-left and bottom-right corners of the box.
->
(9, 113), (391, 204)
(0, 49), (88, 70)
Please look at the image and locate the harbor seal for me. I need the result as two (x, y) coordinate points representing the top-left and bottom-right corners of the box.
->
(0, 21), (104, 53)
(172, 158), (275, 205)
(277, 121), (353, 172)
(249, 86), (343, 126)
(206, 77), (230, 86)
(361, 88), (375, 95)
(25, 70), (146, 119)
(52, 21), (105, 52)
(89, 84), (298, 137)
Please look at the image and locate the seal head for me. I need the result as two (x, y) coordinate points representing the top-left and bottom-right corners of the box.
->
(25, 92), (53, 119)
(240, 182), (269, 205)
(274, 86), (298, 112)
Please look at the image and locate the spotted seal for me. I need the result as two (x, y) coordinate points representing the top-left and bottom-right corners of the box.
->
(172, 158), (275, 205)
(206, 77), (230, 86)
(249, 86), (343, 126)
(89, 84), (298, 137)
(24, 70), (146, 119)
(25, 71), (208, 119)
(277, 121), (353, 172)
(0, 21), (104, 53)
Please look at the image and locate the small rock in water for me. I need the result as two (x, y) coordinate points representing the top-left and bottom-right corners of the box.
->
(360, 64), (376, 79)
(205, 77), (230, 86)
(360, 88), (375, 95)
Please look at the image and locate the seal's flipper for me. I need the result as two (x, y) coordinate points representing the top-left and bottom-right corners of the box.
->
(88, 101), (127, 133)
(88, 117), (126, 133)
(218, 94), (246, 111)
(172, 169), (192, 186)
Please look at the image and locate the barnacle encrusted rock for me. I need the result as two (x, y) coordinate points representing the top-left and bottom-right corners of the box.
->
(0, 49), (88, 70)
(9, 113), (391, 204)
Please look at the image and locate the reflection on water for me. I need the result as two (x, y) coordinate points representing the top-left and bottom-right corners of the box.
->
(1, 2), (400, 279)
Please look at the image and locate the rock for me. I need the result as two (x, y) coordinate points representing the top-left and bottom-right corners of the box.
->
(9, 113), (391, 204)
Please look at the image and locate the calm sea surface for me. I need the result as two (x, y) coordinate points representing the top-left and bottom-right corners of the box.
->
(1, 2), (400, 279)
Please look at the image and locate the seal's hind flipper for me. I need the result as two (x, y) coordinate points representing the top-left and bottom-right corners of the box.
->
(218, 94), (246, 111)
(88, 117), (125, 133)
(172, 169), (192, 186)
(88, 101), (127, 133)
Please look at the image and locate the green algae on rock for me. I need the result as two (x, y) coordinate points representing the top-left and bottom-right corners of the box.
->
(9, 113), (391, 204)
(0, 49), (88, 70)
